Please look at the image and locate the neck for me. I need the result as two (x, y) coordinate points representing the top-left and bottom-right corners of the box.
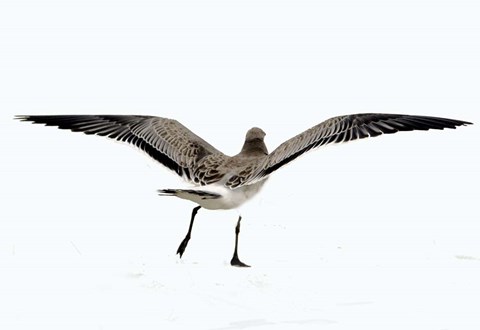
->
(240, 139), (268, 156)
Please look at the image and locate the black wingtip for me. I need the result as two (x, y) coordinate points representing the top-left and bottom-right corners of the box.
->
(14, 115), (31, 121)
(15, 115), (56, 123)
(446, 118), (473, 127)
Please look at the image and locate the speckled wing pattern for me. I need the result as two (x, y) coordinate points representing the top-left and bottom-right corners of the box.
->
(228, 113), (472, 188)
(16, 115), (227, 185)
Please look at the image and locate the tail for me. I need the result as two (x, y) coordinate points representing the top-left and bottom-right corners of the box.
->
(157, 189), (179, 196)
(157, 189), (221, 200)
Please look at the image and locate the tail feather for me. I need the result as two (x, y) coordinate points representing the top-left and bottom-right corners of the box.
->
(157, 189), (177, 196)
(157, 189), (221, 200)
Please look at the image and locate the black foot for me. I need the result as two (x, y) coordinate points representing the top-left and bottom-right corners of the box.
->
(230, 215), (250, 267)
(176, 235), (190, 258)
(230, 254), (251, 268)
(176, 206), (201, 259)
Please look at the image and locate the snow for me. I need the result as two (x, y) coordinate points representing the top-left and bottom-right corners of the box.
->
(1, 0), (480, 329)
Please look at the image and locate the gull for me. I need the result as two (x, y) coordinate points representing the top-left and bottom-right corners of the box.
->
(16, 114), (472, 267)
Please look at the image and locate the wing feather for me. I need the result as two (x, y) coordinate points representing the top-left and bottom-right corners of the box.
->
(230, 113), (471, 187)
(16, 115), (226, 185)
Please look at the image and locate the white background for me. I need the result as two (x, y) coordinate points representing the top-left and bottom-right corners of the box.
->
(1, 0), (479, 329)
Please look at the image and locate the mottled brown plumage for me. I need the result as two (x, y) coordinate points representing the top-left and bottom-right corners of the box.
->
(16, 113), (471, 190)
(16, 113), (472, 266)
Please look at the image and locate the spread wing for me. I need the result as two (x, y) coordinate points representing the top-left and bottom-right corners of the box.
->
(229, 113), (472, 188)
(16, 115), (226, 185)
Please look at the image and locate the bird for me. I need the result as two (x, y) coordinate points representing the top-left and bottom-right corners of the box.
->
(16, 114), (472, 267)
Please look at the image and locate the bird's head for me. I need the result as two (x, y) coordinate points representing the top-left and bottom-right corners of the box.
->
(240, 127), (268, 156)
(245, 127), (266, 142)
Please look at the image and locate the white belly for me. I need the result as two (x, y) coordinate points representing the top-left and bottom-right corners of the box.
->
(179, 179), (268, 210)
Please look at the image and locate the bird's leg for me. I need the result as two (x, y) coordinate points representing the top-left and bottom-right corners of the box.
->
(177, 206), (201, 258)
(230, 216), (251, 267)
